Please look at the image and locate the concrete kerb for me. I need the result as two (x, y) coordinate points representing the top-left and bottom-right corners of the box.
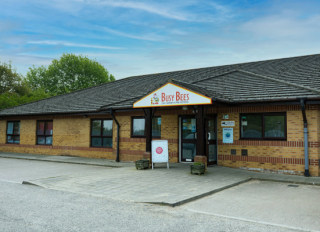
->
(143, 178), (253, 207)
(0, 153), (129, 168)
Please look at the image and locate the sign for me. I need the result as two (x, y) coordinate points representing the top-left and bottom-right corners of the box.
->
(223, 128), (233, 143)
(222, 114), (229, 119)
(133, 83), (212, 108)
(152, 140), (169, 169)
(221, 121), (235, 127)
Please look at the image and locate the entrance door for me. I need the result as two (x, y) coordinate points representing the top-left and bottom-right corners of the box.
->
(181, 116), (197, 162)
(206, 116), (217, 165)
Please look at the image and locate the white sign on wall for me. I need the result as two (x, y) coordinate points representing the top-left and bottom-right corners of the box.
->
(133, 83), (212, 108)
(221, 121), (235, 127)
(152, 140), (169, 169)
(223, 128), (234, 143)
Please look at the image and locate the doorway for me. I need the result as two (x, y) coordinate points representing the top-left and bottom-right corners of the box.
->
(206, 116), (217, 165)
(180, 116), (197, 162)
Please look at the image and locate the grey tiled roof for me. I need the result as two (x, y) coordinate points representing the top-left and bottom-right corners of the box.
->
(1, 54), (320, 116)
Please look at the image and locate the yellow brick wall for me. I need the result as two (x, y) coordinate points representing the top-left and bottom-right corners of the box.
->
(0, 116), (114, 159)
(216, 108), (320, 176)
(0, 104), (319, 176)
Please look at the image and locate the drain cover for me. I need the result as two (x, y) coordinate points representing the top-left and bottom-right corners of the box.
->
(288, 184), (299, 187)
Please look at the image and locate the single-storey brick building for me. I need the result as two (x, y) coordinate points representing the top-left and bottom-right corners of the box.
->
(1, 54), (320, 176)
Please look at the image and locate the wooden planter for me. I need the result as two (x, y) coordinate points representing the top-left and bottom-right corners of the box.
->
(190, 163), (205, 175)
(135, 159), (149, 170)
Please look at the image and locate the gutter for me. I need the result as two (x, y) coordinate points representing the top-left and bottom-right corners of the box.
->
(300, 99), (310, 177)
(110, 108), (120, 162)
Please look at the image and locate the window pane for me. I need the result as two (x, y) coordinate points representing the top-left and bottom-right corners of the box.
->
(152, 117), (161, 137)
(91, 137), (102, 147)
(45, 121), (53, 135)
(241, 115), (262, 138)
(46, 136), (53, 145)
(182, 118), (196, 139)
(91, 120), (101, 136)
(13, 136), (20, 144)
(133, 118), (145, 136)
(264, 115), (285, 138)
(7, 122), (13, 134)
(182, 143), (196, 160)
(7, 135), (13, 143)
(37, 136), (45, 145)
(103, 138), (112, 148)
(13, 122), (20, 135)
(103, 120), (113, 136)
(37, 122), (45, 135)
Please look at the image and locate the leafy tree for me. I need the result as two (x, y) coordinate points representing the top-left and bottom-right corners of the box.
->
(0, 62), (51, 110)
(0, 62), (27, 94)
(26, 54), (115, 95)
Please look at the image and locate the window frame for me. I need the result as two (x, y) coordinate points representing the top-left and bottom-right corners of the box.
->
(36, 120), (53, 145)
(240, 112), (287, 140)
(90, 119), (113, 148)
(6, 121), (20, 144)
(131, 116), (146, 138)
(130, 116), (161, 138)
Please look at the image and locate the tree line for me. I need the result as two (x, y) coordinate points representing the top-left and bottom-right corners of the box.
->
(0, 54), (115, 110)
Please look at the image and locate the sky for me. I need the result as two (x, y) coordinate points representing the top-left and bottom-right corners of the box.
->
(1, 0), (320, 79)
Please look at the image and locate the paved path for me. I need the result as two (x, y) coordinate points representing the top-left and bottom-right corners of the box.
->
(1, 152), (320, 207)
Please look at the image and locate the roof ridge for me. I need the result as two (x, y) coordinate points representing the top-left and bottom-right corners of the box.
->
(170, 79), (232, 102)
(191, 70), (238, 84)
(238, 70), (320, 95)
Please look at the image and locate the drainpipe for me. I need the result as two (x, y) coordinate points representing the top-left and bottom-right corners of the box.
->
(110, 108), (120, 162)
(300, 99), (310, 177)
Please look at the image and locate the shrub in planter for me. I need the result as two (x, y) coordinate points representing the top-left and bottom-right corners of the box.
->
(190, 162), (205, 175)
(135, 159), (149, 170)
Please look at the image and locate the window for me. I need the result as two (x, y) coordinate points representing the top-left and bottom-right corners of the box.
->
(37, 120), (53, 145)
(132, 117), (145, 137)
(7, 121), (20, 144)
(152, 117), (161, 138)
(131, 116), (162, 138)
(91, 119), (113, 148)
(240, 113), (286, 140)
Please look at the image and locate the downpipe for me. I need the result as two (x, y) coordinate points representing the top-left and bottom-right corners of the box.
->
(300, 99), (310, 177)
(110, 109), (120, 162)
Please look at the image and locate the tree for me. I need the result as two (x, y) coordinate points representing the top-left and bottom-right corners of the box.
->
(26, 54), (115, 95)
(0, 62), (51, 110)
(0, 62), (27, 95)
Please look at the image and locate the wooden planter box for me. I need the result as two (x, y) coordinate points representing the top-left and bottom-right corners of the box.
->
(135, 159), (149, 170)
(190, 163), (205, 175)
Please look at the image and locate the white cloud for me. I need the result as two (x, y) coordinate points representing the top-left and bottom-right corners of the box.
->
(97, 26), (165, 41)
(27, 40), (123, 50)
(241, 14), (320, 38)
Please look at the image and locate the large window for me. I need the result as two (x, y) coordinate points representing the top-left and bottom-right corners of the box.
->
(131, 116), (161, 138)
(37, 120), (53, 145)
(91, 119), (113, 147)
(240, 113), (286, 140)
(7, 121), (20, 144)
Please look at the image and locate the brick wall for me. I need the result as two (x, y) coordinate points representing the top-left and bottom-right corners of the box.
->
(0, 115), (114, 159)
(210, 105), (320, 176)
(0, 104), (319, 176)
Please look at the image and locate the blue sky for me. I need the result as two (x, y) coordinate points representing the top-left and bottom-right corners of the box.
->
(1, 0), (320, 79)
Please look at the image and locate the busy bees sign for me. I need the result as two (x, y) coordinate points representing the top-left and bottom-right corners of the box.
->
(133, 83), (212, 108)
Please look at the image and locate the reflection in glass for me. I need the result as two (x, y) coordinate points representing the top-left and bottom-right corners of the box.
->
(133, 118), (145, 136)
(182, 143), (196, 160)
(182, 118), (196, 139)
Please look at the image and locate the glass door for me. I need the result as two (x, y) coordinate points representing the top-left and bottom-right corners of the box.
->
(181, 116), (197, 162)
(206, 116), (217, 165)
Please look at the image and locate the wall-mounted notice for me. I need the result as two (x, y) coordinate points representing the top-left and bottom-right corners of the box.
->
(223, 128), (233, 143)
(221, 121), (235, 127)
(151, 140), (169, 169)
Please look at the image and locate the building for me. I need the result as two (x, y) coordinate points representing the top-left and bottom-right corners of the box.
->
(1, 54), (320, 176)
